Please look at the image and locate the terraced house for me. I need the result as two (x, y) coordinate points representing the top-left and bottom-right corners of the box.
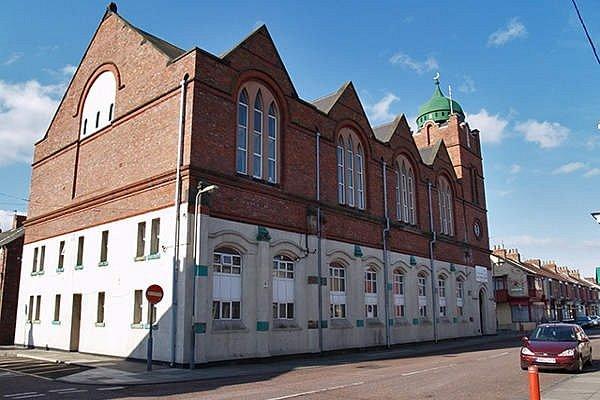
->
(15, 3), (495, 365)
(492, 246), (600, 331)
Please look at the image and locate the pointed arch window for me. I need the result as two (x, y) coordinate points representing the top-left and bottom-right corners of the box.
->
(336, 137), (346, 204)
(438, 274), (447, 317)
(456, 277), (464, 316)
(336, 128), (366, 210)
(396, 157), (416, 224)
(392, 268), (405, 317)
(438, 177), (454, 236)
(236, 84), (280, 183)
(80, 70), (116, 138)
(267, 103), (277, 183)
(252, 91), (263, 179)
(236, 89), (249, 174)
(329, 262), (346, 319)
(418, 272), (428, 317)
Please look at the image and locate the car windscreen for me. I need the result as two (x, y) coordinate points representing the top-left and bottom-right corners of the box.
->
(531, 326), (576, 342)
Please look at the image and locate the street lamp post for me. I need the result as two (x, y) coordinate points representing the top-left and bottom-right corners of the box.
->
(189, 181), (218, 369)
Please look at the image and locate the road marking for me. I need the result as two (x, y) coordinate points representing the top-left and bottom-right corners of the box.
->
(12, 395), (45, 400)
(4, 393), (37, 398)
(36, 367), (82, 375)
(96, 386), (125, 391)
(401, 364), (456, 376)
(0, 366), (53, 381)
(48, 389), (79, 393)
(55, 390), (87, 395)
(265, 382), (364, 400)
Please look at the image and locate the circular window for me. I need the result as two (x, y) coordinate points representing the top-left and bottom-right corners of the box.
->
(473, 221), (481, 239)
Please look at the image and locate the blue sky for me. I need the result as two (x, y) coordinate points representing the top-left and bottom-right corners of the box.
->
(1, 1), (599, 275)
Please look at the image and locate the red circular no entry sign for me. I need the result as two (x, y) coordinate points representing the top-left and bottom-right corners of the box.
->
(146, 284), (164, 305)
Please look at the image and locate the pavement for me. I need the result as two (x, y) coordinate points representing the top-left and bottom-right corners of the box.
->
(0, 333), (523, 386)
(542, 367), (600, 400)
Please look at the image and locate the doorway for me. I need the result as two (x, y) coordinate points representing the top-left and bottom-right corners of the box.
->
(69, 294), (82, 351)
(478, 289), (486, 335)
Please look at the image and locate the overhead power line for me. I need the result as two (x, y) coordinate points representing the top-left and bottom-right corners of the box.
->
(571, 0), (600, 65)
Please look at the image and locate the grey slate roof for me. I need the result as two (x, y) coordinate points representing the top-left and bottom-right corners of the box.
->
(133, 27), (185, 59)
(310, 82), (350, 114)
(0, 226), (24, 247)
(418, 140), (443, 165)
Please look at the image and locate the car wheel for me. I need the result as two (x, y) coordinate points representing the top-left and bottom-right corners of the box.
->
(587, 351), (593, 366)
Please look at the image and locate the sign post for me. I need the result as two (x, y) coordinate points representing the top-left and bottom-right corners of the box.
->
(145, 284), (164, 372)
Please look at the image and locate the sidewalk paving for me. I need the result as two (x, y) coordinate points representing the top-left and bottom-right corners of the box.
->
(0, 333), (521, 386)
(541, 368), (600, 400)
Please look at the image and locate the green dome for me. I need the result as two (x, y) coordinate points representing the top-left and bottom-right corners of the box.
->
(417, 80), (464, 128)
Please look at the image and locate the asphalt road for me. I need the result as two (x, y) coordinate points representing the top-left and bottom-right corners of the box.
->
(2, 333), (600, 400)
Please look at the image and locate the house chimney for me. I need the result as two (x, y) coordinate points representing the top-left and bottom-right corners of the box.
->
(12, 214), (26, 229)
(506, 248), (521, 263)
(525, 259), (542, 268)
(492, 245), (508, 259)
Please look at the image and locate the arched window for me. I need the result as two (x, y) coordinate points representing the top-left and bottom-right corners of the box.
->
(212, 248), (242, 320)
(364, 266), (378, 318)
(396, 157), (416, 224)
(329, 262), (346, 319)
(252, 91), (263, 179)
(346, 137), (354, 207)
(392, 268), (405, 317)
(438, 177), (454, 236)
(236, 89), (249, 174)
(356, 145), (365, 209)
(337, 137), (346, 203)
(456, 277), (464, 316)
(336, 128), (366, 209)
(236, 83), (280, 183)
(273, 255), (294, 319)
(80, 70), (116, 138)
(438, 274), (447, 317)
(267, 103), (278, 183)
(418, 272), (428, 317)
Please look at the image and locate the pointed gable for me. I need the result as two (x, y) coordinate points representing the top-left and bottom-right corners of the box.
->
(311, 82), (350, 114)
(222, 25), (298, 98)
(373, 114), (413, 144)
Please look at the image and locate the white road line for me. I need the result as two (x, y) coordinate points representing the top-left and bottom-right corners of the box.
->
(36, 367), (82, 375)
(4, 393), (37, 398)
(12, 395), (45, 400)
(96, 387), (125, 391)
(55, 390), (87, 395)
(0, 367), (52, 381)
(48, 389), (78, 393)
(401, 364), (456, 376)
(265, 382), (364, 400)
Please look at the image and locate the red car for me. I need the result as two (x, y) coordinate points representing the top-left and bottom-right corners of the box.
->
(520, 323), (592, 373)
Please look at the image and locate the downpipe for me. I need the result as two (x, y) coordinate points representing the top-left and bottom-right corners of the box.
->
(171, 73), (188, 367)
(316, 131), (324, 354)
(381, 159), (391, 349)
(427, 181), (438, 344)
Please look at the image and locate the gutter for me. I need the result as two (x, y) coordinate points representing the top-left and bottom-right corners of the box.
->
(171, 73), (189, 366)
(316, 130), (324, 353)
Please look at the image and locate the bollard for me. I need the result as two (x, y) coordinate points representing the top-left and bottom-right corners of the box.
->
(528, 365), (540, 400)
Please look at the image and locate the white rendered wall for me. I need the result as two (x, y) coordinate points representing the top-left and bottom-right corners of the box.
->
(14, 205), (185, 362)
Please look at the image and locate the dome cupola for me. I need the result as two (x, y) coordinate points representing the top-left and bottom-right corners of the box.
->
(417, 73), (464, 128)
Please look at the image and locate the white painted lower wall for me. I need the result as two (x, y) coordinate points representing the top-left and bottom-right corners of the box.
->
(15, 206), (496, 364)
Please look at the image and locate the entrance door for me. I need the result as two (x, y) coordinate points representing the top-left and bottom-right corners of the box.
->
(479, 289), (485, 335)
(69, 294), (82, 351)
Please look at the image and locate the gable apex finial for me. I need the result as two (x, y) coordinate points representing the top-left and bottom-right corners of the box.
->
(433, 72), (440, 85)
(108, 2), (118, 13)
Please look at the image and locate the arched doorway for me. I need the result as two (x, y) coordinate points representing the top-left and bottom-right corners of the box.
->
(479, 289), (486, 335)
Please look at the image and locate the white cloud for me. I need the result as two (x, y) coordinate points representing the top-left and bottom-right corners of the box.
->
(584, 168), (600, 178)
(466, 109), (509, 144)
(515, 119), (570, 148)
(366, 93), (399, 125)
(60, 64), (77, 76)
(0, 80), (63, 166)
(389, 52), (438, 74)
(487, 17), (528, 47)
(458, 75), (476, 93)
(0, 210), (17, 231)
(586, 135), (600, 150)
(509, 164), (521, 174)
(3, 52), (23, 66)
(552, 162), (585, 175)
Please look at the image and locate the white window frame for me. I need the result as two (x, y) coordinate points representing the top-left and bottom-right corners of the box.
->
(252, 92), (263, 179)
(337, 138), (346, 204)
(456, 278), (464, 316)
(236, 90), (249, 174)
(329, 264), (347, 319)
(267, 103), (277, 183)
(273, 255), (294, 320)
(393, 270), (405, 317)
(345, 138), (355, 207)
(212, 249), (242, 320)
(355, 148), (365, 209)
(418, 274), (428, 317)
(438, 276), (447, 317)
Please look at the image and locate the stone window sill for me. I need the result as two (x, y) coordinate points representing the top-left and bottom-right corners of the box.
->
(74, 265), (84, 270)
(51, 320), (61, 325)
(32, 320), (41, 324)
(95, 322), (105, 327)
(56, 267), (64, 273)
(134, 256), (145, 262)
(131, 323), (158, 330)
(329, 318), (353, 329)
(212, 320), (247, 333)
(31, 270), (45, 276)
(98, 261), (109, 267)
(147, 253), (161, 260)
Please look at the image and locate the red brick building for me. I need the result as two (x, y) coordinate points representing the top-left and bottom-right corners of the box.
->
(0, 214), (25, 344)
(16, 4), (494, 364)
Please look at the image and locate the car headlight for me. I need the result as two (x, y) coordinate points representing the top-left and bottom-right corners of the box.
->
(521, 347), (535, 356)
(558, 348), (575, 357)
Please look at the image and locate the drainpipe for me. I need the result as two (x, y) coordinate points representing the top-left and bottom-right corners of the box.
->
(427, 181), (438, 344)
(316, 131), (324, 353)
(171, 73), (188, 367)
(381, 159), (391, 348)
